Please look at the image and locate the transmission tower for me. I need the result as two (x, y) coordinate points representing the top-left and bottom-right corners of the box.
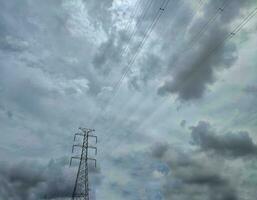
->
(70, 127), (97, 200)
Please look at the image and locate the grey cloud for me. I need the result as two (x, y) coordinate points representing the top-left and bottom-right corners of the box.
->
(190, 121), (257, 158)
(0, 0), (110, 159)
(158, 29), (237, 101)
(180, 120), (186, 128)
(0, 36), (29, 52)
(108, 149), (165, 199)
(158, 0), (249, 101)
(0, 158), (101, 200)
(0, 65), (60, 118)
(92, 0), (192, 92)
(112, 141), (237, 200)
(150, 146), (238, 200)
(93, 35), (123, 74)
(0, 158), (72, 200)
(92, 0), (170, 87)
(0, 0), (107, 95)
(244, 85), (257, 95)
(151, 142), (169, 159)
(85, 0), (113, 32)
(129, 53), (163, 91)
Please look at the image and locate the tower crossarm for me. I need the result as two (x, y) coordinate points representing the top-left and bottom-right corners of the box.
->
(70, 156), (81, 166)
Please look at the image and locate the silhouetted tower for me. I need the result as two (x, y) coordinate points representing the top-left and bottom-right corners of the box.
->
(70, 127), (97, 200)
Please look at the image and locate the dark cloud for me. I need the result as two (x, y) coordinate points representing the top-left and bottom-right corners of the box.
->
(92, 35), (123, 74)
(151, 142), (169, 159)
(108, 149), (166, 199)
(0, 36), (29, 52)
(150, 145), (238, 200)
(0, 158), (72, 200)
(180, 120), (186, 128)
(0, 65), (61, 119)
(85, 0), (113, 32)
(91, 0), (169, 88)
(0, 0), (108, 94)
(0, 0), (111, 161)
(129, 53), (163, 91)
(244, 85), (257, 95)
(190, 121), (257, 158)
(158, 0), (249, 101)
(0, 158), (101, 200)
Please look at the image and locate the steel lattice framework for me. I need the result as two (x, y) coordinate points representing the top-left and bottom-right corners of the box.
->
(70, 128), (97, 200)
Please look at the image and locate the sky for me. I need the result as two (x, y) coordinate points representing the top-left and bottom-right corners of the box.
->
(0, 0), (257, 199)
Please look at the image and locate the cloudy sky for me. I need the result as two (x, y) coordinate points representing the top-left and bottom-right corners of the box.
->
(0, 0), (257, 199)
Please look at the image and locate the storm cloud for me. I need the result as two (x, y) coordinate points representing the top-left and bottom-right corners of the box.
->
(151, 142), (169, 159)
(158, 0), (251, 101)
(150, 145), (238, 200)
(0, 158), (101, 200)
(0, 159), (73, 200)
(244, 85), (257, 96)
(190, 121), (257, 158)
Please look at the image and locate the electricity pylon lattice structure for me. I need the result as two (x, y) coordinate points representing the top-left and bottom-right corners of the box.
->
(70, 127), (97, 200)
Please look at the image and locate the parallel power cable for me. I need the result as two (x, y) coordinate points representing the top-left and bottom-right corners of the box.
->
(87, 0), (150, 126)
(90, 1), (144, 88)
(100, 0), (198, 133)
(120, 0), (156, 58)
(159, 0), (204, 54)
(123, 0), (142, 34)
(183, 0), (230, 53)
(162, 0), (204, 34)
(113, 0), (171, 95)
(173, 5), (257, 105)
(101, 0), (225, 133)
(89, 0), (171, 127)
(103, 0), (213, 131)
(104, 5), (257, 148)
(95, 0), (171, 138)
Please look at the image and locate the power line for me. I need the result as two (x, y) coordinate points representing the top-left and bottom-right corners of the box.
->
(120, 0), (156, 58)
(90, 0), (170, 127)
(92, 0), (210, 131)
(123, 0), (143, 38)
(112, 0), (171, 98)
(183, 0), (230, 53)
(88, 0), (148, 127)
(169, 5), (257, 114)
(96, 0), (213, 133)
(114, 0), (220, 102)
(104, 5), (257, 148)
(159, 0), (204, 56)
(98, 0), (171, 140)
(100, 0), (208, 132)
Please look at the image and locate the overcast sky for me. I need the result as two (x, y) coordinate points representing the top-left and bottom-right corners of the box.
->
(0, 0), (257, 199)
